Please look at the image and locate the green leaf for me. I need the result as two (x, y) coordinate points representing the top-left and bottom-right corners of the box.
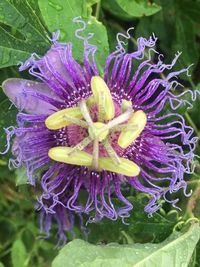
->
(52, 222), (200, 267)
(102, 0), (136, 20)
(0, 0), (50, 68)
(174, 15), (198, 67)
(0, 263), (5, 267)
(11, 239), (28, 267)
(21, 228), (35, 252)
(115, 0), (161, 17)
(177, 0), (200, 24)
(15, 167), (27, 186)
(87, 195), (178, 244)
(0, 66), (23, 84)
(38, 0), (109, 73)
(0, 219), (16, 248)
(194, 239), (200, 267)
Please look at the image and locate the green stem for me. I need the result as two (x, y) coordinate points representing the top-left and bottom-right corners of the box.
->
(95, 1), (101, 20)
(188, 75), (196, 88)
(186, 185), (200, 218)
(121, 231), (134, 244)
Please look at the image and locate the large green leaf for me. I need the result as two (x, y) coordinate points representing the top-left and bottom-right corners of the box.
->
(11, 239), (28, 267)
(38, 0), (109, 74)
(52, 222), (200, 267)
(115, 0), (161, 17)
(0, 0), (50, 68)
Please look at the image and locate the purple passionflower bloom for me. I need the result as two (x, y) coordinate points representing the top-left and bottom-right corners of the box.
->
(1, 18), (198, 240)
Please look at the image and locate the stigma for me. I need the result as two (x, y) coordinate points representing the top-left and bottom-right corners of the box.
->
(45, 76), (147, 176)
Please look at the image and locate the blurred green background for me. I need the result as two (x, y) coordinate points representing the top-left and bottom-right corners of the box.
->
(0, 0), (200, 266)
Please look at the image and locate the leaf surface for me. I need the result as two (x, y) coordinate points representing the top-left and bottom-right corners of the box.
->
(11, 239), (28, 267)
(38, 0), (109, 73)
(0, 0), (49, 68)
(52, 222), (200, 267)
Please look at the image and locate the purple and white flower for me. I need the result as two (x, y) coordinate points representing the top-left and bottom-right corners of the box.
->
(1, 18), (198, 239)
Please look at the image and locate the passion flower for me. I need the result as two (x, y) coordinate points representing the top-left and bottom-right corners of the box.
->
(1, 18), (197, 239)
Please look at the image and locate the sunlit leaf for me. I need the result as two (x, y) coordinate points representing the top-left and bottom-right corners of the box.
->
(52, 223), (200, 267)
(11, 239), (28, 267)
(38, 0), (109, 73)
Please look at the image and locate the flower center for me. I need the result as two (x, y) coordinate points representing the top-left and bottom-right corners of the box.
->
(88, 122), (109, 142)
(45, 76), (147, 177)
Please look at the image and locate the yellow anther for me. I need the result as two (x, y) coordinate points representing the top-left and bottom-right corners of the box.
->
(48, 147), (92, 166)
(45, 107), (83, 130)
(98, 157), (140, 177)
(91, 76), (115, 121)
(88, 122), (109, 141)
(118, 110), (147, 149)
(48, 146), (140, 176)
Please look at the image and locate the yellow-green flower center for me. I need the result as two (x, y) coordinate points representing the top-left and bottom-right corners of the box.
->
(45, 76), (147, 177)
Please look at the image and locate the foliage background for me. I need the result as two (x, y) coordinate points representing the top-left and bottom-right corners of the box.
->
(0, 0), (200, 266)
